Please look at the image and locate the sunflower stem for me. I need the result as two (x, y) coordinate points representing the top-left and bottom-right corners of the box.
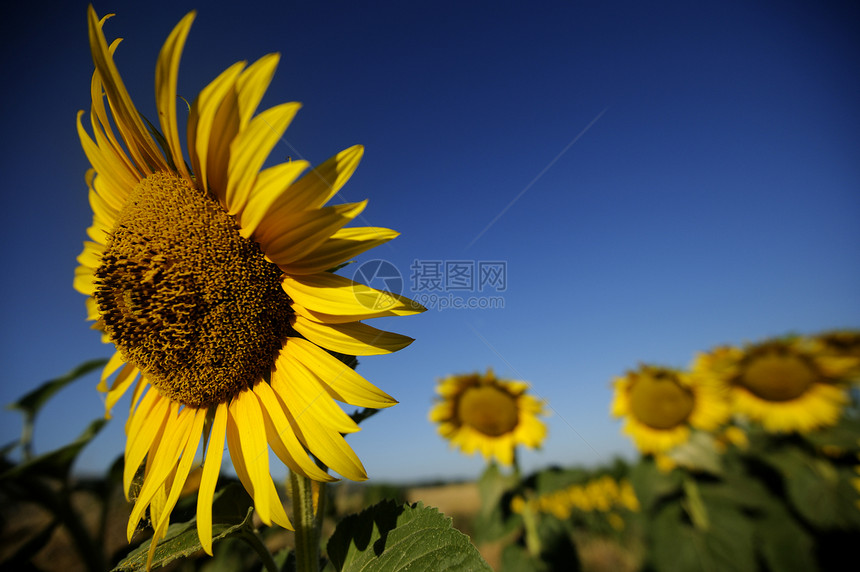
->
(290, 471), (323, 572)
(239, 527), (279, 572)
(521, 492), (542, 558)
(681, 474), (709, 531)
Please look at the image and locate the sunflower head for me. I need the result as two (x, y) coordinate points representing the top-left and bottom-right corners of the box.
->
(429, 369), (547, 466)
(74, 7), (424, 565)
(611, 364), (729, 456)
(811, 330), (860, 383)
(693, 337), (852, 433)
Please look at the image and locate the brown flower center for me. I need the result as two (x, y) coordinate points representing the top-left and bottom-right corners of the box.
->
(738, 351), (818, 402)
(94, 172), (294, 407)
(628, 370), (694, 430)
(457, 385), (519, 437)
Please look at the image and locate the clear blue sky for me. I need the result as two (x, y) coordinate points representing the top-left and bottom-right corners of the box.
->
(1, 1), (858, 484)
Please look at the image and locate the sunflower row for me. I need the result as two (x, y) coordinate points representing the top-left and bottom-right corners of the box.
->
(511, 475), (639, 521)
(611, 331), (860, 463)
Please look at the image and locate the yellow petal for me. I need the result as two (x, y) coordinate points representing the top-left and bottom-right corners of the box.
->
(198, 404), (227, 555)
(87, 185), (119, 232)
(147, 464), (170, 543)
(76, 241), (103, 270)
(229, 390), (271, 524)
(77, 110), (136, 202)
(127, 403), (191, 541)
(89, 42), (139, 179)
(278, 227), (399, 275)
(238, 159), (309, 239)
(261, 201), (367, 266)
(284, 145), (364, 211)
(206, 79), (242, 197)
(151, 408), (205, 539)
(104, 363), (139, 418)
(285, 337), (396, 408)
(155, 10), (195, 181)
(124, 391), (169, 500)
(271, 373), (367, 481)
(87, 7), (166, 173)
(236, 53), (280, 130)
(124, 376), (148, 434)
(73, 266), (96, 297)
(226, 397), (292, 529)
(254, 381), (335, 482)
(188, 61), (245, 193)
(284, 272), (424, 323)
(225, 102), (301, 215)
(292, 316), (415, 356)
(98, 351), (125, 393)
(274, 352), (359, 434)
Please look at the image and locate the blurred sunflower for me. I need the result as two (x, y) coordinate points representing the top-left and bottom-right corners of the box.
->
(618, 479), (640, 512)
(74, 6), (423, 562)
(693, 337), (855, 433)
(611, 365), (729, 455)
(811, 330), (860, 383)
(429, 369), (547, 466)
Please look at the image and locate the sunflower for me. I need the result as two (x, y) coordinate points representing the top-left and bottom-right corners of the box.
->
(74, 6), (423, 562)
(429, 369), (547, 466)
(693, 337), (855, 433)
(611, 365), (729, 455)
(811, 330), (860, 383)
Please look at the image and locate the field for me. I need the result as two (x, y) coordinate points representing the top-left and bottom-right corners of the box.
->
(1, 477), (641, 572)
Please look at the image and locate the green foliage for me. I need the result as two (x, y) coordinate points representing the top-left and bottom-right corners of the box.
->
(6, 357), (107, 459)
(471, 462), (521, 543)
(1, 375), (110, 572)
(629, 458), (682, 512)
(113, 485), (260, 572)
(7, 357), (107, 420)
(761, 446), (860, 529)
(1, 417), (107, 482)
(649, 498), (757, 572)
(360, 483), (408, 507)
(632, 411), (860, 572)
(800, 414), (860, 450)
(326, 500), (492, 572)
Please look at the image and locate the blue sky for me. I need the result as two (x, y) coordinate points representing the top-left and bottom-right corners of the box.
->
(1, 0), (858, 484)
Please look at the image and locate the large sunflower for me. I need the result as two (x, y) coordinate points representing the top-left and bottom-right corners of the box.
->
(429, 369), (547, 466)
(693, 337), (855, 433)
(611, 365), (729, 455)
(74, 6), (423, 560)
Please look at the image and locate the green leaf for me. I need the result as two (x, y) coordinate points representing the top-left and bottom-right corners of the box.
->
(649, 500), (757, 572)
(0, 519), (60, 569)
(629, 457), (682, 512)
(801, 415), (860, 450)
(327, 349), (359, 370)
(533, 514), (580, 571)
(762, 446), (859, 529)
(112, 484), (256, 572)
(0, 417), (107, 481)
(500, 543), (550, 572)
(349, 407), (380, 426)
(529, 466), (588, 496)
(113, 507), (255, 571)
(472, 462), (521, 543)
(7, 358), (107, 418)
(666, 431), (724, 475)
(327, 500), (492, 572)
(755, 496), (819, 572)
